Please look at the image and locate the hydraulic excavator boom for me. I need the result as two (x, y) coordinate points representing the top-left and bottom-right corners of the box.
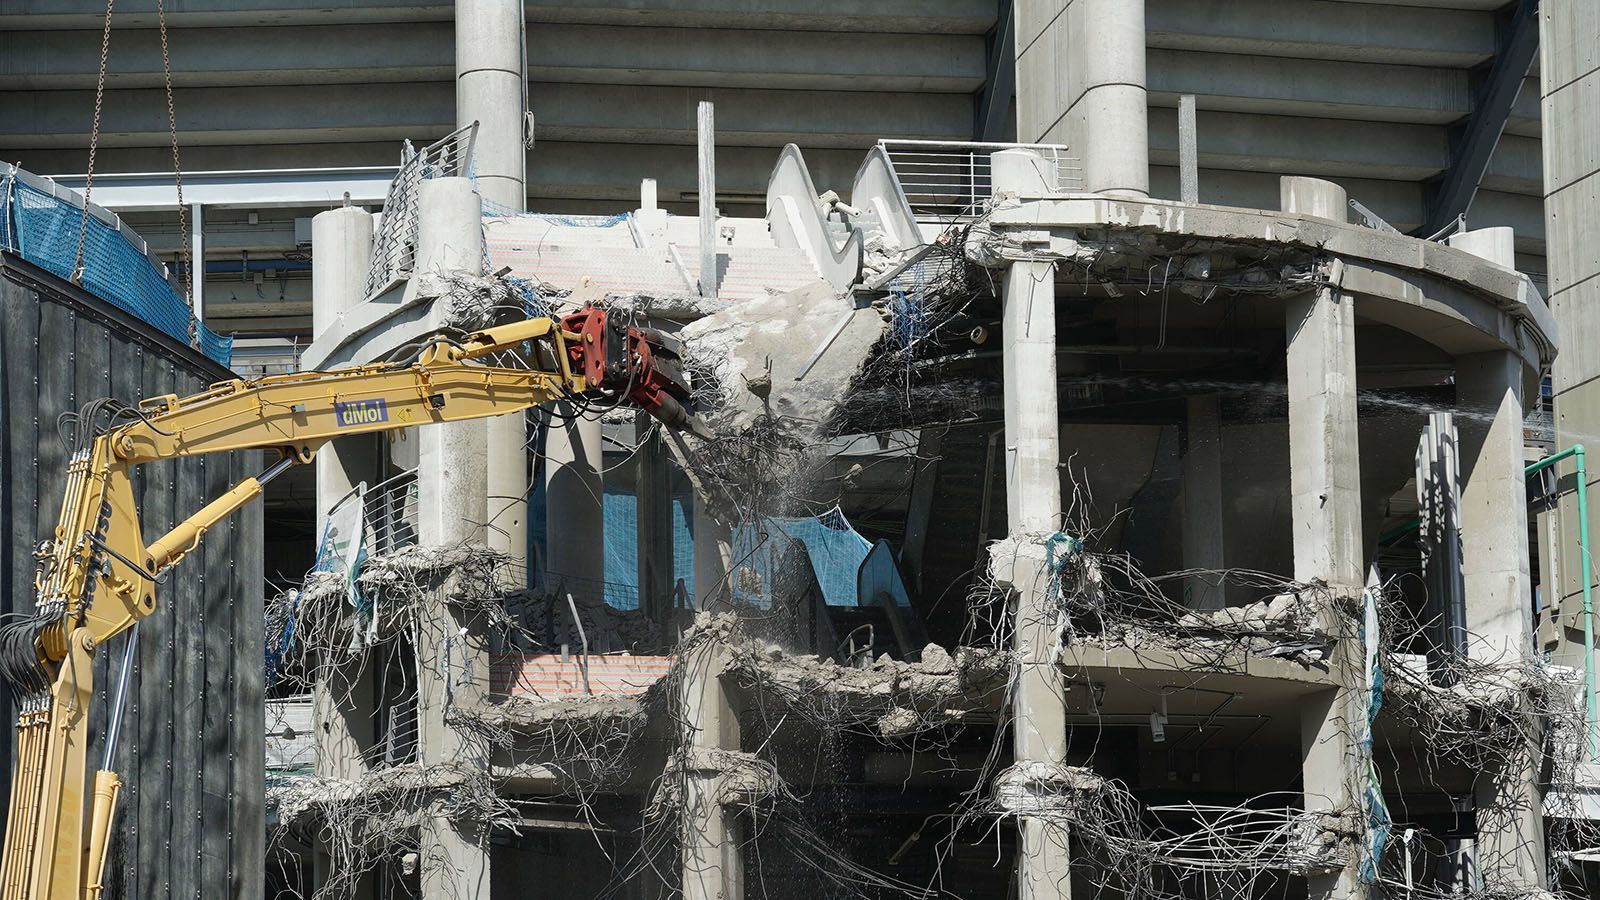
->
(0, 307), (702, 900)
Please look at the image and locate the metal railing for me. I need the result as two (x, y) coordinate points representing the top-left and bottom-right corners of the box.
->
(363, 123), (478, 297)
(363, 468), (419, 555)
(228, 336), (305, 378)
(876, 140), (1083, 221)
(319, 466), (420, 564)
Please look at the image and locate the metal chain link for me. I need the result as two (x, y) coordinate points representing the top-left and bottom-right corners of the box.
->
(154, 0), (195, 343)
(71, 0), (117, 285)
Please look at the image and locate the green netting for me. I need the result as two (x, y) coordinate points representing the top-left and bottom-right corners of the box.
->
(3, 176), (231, 366)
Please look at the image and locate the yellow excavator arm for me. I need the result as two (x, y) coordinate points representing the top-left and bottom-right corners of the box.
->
(0, 307), (700, 900)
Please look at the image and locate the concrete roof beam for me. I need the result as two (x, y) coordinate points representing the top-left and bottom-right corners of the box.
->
(1145, 109), (1543, 196)
(1146, 166), (1547, 254)
(0, 0), (994, 33)
(1147, 0), (1498, 67)
(0, 23), (984, 93)
(0, 81), (974, 150)
(1146, 49), (1470, 125)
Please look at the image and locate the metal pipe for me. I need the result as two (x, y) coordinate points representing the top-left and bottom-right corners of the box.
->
(565, 593), (592, 695)
(1525, 443), (1595, 759)
(101, 628), (138, 770)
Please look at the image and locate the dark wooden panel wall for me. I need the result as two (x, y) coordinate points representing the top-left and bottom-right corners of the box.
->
(0, 257), (264, 900)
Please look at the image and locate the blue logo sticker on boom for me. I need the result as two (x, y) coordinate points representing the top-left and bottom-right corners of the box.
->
(335, 398), (389, 427)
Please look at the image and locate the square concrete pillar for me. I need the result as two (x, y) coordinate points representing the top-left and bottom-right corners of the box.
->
(1285, 284), (1363, 590)
(679, 636), (742, 900)
(996, 252), (1072, 900)
(411, 175), (494, 900)
(1457, 351), (1534, 661)
(1283, 258), (1363, 900)
(1002, 259), (1063, 534)
(1456, 349), (1546, 892)
(415, 551), (493, 899)
(543, 405), (605, 602)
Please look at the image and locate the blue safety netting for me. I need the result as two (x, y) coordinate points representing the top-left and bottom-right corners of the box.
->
(1, 175), (232, 366)
(731, 507), (874, 608)
(602, 484), (696, 610)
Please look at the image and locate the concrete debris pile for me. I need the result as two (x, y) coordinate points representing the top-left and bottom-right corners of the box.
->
(453, 693), (647, 734)
(731, 639), (1009, 738)
(1379, 650), (1548, 764)
(269, 545), (515, 670)
(557, 274), (732, 321)
(270, 763), (482, 833)
(449, 694), (653, 793)
(435, 272), (736, 336)
(1021, 538), (1341, 666)
(268, 761), (510, 900)
(436, 273), (546, 332)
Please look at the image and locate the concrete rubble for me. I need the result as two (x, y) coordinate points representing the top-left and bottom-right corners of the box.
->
(732, 639), (1010, 737)
(680, 278), (888, 437)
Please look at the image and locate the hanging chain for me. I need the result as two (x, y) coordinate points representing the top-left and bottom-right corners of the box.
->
(154, 0), (195, 342)
(71, 0), (117, 285)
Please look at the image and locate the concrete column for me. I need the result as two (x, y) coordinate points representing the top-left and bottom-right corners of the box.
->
(1014, 0), (1147, 197)
(990, 148), (1071, 900)
(694, 493), (734, 612)
(697, 101), (719, 300)
(411, 176), (492, 900)
(1450, 228), (1546, 893)
(636, 414), (675, 621)
(543, 403), (604, 602)
(310, 205), (374, 369)
(679, 634), (742, 900)
(1283, 180), (1360, 588)
(1281, 176), (1350, 225)
(189, 202), (205, 320)
(1177, 95), (1199, 205)
(1182, 395), (1226, 610)
(310, 204), (378, 899)
(455, 0), (525, 212)
(1003, 257), (1062, 535)
(458, 0), (531, 581)
(1282, 176), (1362, 900)
(993, 150), (1061, 535)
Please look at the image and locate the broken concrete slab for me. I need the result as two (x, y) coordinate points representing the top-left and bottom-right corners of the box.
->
(680, 278), (887, 438)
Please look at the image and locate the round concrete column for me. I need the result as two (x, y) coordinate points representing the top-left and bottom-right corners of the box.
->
(456, 0), (526, 213)
(414, 177), (489, 548)
(1077, 0), (1148, 198)
(991, 148), (1055, 198)
(1279, 176), (1348, 223)
(311, 206), (377, 537)
(1448, 226), (1516, 270)
(311, 206), (373, 339)
(458, 0), (532, 577)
